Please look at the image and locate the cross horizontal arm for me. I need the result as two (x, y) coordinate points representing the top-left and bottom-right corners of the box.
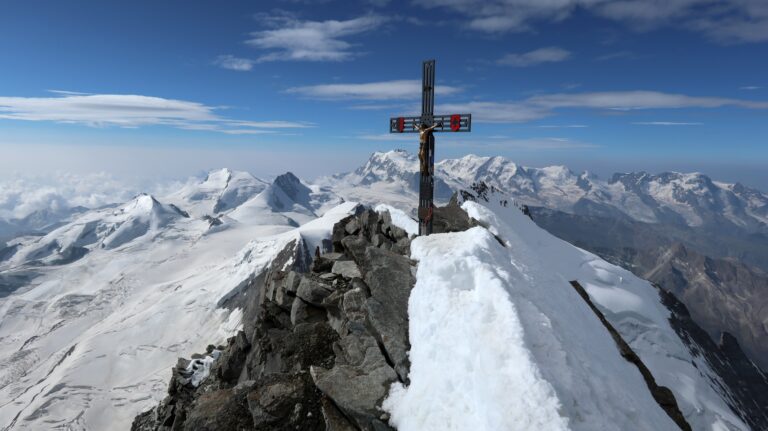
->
(389, 114), (472, 133)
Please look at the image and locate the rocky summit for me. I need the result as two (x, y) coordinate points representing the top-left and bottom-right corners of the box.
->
(131, 202), (475, 431)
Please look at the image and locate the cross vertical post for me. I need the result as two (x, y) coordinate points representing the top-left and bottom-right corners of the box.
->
(389, 59), (472, 236)
(420, 60), (436, 235)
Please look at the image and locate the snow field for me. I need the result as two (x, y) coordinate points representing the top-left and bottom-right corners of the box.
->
(384, 227), (569, 431)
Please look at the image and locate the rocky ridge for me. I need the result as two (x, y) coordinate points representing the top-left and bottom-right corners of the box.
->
(131, 202), (477, 431)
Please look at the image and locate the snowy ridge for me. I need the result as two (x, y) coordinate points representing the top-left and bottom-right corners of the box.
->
(384, 196), (747, 430)
(164, 168), (268, 217)
(323, 150), (768, 232)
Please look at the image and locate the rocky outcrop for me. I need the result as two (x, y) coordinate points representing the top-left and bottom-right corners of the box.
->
(132, 207), (433, 431)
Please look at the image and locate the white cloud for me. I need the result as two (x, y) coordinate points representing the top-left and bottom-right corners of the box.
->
(246, 14), (387, 62)
(740, 86), (762, 90)
(632, 121), (704, 125)
(287, 80), (462, 100)
(0, 172), (182, 220)
(438, 101), (549, 123)
(442, 137), (600, 150)
(0, 92), (311, 133)
(498, 47), (572, 67)
(214, 55), (256, 71)
(537, 124), (589, 128)
(438, 91), (768, 123)
(415, 0), (768, 43)
(527, 91), (768, 110)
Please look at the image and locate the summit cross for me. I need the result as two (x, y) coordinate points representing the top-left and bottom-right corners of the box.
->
(389, 59), (472, 236)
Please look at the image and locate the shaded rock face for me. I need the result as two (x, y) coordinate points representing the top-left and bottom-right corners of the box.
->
(132, 207), (423, 431)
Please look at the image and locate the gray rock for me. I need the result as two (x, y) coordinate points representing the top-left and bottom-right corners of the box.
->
(345, 218), (361, 235)
(183, 385), (253, 431)
(322, 252), (345, 261)
(320, 272), (338, 281)
(290, 297), (325, 326)
(332, 260), (363, 279)
(296, 277), (334, 306)
(321, 397), (358, 431)
(341, 236), (369, 266)
(215, 331), (250, 383)
(310, 331), (398, 429)
(247, 373), (324, 430)
(273, 271), (301, 309)
(362, 247), (415, 382)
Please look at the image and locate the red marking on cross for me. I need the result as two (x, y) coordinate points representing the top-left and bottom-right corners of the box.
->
(397, 117), (405, 133)
(450, 114), (461, 132)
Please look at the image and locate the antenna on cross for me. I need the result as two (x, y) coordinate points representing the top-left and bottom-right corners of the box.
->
(389, 59), (472, 236)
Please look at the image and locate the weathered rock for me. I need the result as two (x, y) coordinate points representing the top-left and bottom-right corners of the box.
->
(332, 215), (356, 252)
(311, 330), (398, 430)
(182, 384), (253, 431)
(432, 194), (478, 233)
(322, 252), (345, 261)
(290, 297), (326, 326)
(247, 373), (323, 430)
(296, 277), (334, 306)
(332, 260), (362, 279)
(215, 331), (250, 383)
(362, 247), (415, 381)
(341, 236), (369, 267)
(320, 396), (358, 431)
(345, 218), (361, 235)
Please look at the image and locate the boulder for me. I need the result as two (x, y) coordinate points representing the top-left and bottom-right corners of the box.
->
(215, 331), (250, 383)
(362, 247), (415, 381)
(332, 260), (362, 279)
(182, 384), (253, 431)
(290, 297), (326, 326)
(296, 277), (334, 306)
(310, 330), (398, 430)
(321, 397), (358, 431)
(247, 373), (323, 430)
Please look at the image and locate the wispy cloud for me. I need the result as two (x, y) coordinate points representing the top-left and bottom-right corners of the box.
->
(537, 124), (588, 128)
(632, 121), (704, 126)
(246, 14), (387, 62)
(415, 0), (768, 43)
(498, 47), (571, 67)
(357, 133), (415, 142)
(442, 137), (599, 150)
(438, 101), (547, 123)
(0, 92), (312, 133)
(528, 91), (768, 110)
(740, 86), (762, 90)
(286, 79), (768, 124)
(214, 55), (256, 71)
(287, 80), (462, 100)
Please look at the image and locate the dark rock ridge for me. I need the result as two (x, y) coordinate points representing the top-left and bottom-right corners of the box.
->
(132, 206), (440, 431)
(569, 281), (692, 431)
(658, 287), (768, 431)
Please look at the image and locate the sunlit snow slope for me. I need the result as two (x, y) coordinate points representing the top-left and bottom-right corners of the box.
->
(385, 199), (747, 431)
(0, 171), (356, 431)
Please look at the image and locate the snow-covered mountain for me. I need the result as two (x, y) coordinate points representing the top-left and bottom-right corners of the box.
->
(317, 150), (454, 211)
(323, 150), (768, 232)
(0, 159), (765, 430)
(164, 168), (269, 217)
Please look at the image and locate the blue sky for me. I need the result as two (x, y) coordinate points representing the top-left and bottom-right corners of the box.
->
(0, 0), (767, 188)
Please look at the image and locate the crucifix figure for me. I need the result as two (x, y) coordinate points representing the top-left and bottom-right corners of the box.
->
(389, 59), (472, 236)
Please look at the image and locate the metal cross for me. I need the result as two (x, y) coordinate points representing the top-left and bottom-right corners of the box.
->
(389, 59), (472, 236)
